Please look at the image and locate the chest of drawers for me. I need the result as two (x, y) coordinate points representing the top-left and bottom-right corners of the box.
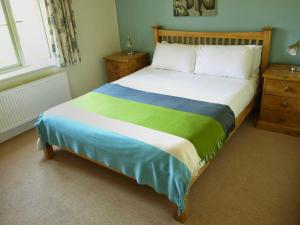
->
(257, 64), (300, 136)
(103, 52), (150, 82)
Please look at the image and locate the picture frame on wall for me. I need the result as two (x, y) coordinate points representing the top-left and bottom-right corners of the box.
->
(173, 0), (216, 17)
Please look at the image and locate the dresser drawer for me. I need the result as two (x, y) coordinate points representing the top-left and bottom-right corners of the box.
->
(106, 61), (131, 74)
(264, 79), (300, 98)
(106, 71), (131, 82)
(262, 95), (300, 113)
(261, 109), (300, 128)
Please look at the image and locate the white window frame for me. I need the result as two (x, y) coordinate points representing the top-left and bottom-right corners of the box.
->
(0, 0), (52, 74)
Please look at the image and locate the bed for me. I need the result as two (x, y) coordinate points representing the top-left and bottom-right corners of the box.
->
(36, 26), (273, 223)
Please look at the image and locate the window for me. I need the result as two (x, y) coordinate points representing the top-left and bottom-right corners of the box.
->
(0, 0), (53, 73)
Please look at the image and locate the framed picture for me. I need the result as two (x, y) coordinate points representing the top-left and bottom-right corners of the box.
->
(173, 0), (216, 17)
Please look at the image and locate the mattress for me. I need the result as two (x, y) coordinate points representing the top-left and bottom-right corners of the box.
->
(115, 66), (259, 117)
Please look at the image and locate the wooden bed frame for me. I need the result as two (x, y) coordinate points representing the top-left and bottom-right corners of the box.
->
(43, 26), (273, 223)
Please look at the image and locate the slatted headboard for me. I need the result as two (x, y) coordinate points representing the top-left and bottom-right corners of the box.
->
(152, 26), (273, 75)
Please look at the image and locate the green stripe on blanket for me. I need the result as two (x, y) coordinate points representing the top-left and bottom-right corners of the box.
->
(72, 92), (226, 161)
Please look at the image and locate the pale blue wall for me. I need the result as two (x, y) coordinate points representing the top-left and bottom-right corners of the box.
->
(115, 0), (300, 64)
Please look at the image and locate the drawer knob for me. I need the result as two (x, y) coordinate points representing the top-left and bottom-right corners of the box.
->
(284, 86), (291, 92)
(279, 117), (285, 122)
(281, 101), (288, 107)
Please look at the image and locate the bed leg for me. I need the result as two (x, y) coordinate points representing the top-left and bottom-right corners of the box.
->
(44, 144), (54, 159)
(174, 196), (189, 224)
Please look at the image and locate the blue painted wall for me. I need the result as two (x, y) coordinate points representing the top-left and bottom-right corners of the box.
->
(115, 0), (300, 64)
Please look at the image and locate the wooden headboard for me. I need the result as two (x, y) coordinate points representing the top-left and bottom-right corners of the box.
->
(152, 26), (273, 75)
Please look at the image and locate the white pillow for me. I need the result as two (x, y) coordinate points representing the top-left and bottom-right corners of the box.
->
(248, 45), (262, 76)
(151, 42), (197, 73)
(194, 45), (255, 79)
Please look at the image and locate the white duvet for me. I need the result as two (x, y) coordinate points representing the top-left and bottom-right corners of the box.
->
(115, 66), (259, 117)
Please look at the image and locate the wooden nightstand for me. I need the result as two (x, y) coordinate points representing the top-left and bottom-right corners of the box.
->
(257, 64), (300, 136)
(103, 52), (150, 82)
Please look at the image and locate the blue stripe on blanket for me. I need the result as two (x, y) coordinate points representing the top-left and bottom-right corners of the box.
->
(36, 114), (191, 213)
(94, 84), (235, 135)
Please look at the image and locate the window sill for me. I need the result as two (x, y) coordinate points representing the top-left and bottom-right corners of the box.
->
(0, 61), (58, 82)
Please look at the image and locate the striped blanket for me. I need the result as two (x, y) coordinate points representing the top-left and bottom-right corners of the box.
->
(36, 83), (235, 212)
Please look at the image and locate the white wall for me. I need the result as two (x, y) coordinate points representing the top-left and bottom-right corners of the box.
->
(67, 0), (120, 97)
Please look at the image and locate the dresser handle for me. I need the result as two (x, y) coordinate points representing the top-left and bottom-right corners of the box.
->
(113, 64), (119, 70)
(283, 86), (290, 92)
(281, 101), (288, 107)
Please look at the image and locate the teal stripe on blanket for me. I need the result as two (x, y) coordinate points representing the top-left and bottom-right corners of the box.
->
(36, 114), (191, 213)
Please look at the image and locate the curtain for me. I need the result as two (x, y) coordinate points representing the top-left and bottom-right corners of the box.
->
(44, 0), (81, 67)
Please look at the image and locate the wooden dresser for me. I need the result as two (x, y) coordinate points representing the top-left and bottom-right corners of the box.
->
(257, 64), (300, 136)
(103, 52), (150, 82)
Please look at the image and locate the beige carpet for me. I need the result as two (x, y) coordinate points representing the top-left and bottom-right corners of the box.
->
(0, 118), (299, 225)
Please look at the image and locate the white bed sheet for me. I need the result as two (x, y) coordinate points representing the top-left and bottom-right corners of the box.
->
(115, 66), (259, 117)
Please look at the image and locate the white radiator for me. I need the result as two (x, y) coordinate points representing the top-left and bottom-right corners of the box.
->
(0, 72), (71, 143)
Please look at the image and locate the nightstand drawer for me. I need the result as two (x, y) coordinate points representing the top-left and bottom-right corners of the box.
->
(262, 95), (300, 113)
(106, 71), (130, 82)
(261, 109), (300, 128)
(264, 79), (300, 98)
(106, 61), (131, 74)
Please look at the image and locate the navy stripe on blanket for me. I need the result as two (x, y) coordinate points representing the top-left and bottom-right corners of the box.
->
(94, 84), (235, 135)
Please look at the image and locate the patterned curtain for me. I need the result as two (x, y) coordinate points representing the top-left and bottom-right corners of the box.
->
(44, 0), (81, 67)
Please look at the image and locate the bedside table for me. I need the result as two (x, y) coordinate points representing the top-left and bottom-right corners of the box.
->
(257, 64), (300, 136)
(103, 52), (150, 82)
